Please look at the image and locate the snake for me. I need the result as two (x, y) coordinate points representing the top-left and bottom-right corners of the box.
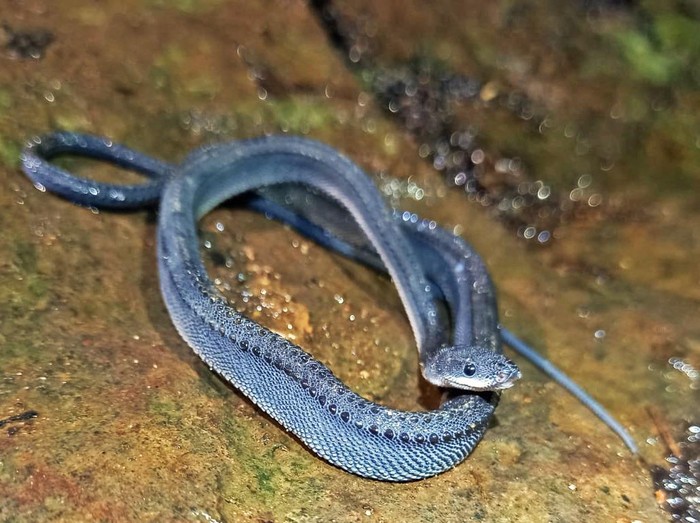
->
(20, 131), (637, 481)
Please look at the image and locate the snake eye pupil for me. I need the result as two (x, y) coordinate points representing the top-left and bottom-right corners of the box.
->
(463, 362), (476, 376)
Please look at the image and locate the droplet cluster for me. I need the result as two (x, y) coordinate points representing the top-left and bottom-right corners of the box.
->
(308, 0), (614, 245)
(653, 425), (700, 522)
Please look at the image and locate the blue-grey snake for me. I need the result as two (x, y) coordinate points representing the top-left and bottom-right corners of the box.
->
(20, 131), (637, 481)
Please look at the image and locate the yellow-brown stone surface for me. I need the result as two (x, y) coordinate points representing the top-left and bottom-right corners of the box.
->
(1, 1), (697, 521)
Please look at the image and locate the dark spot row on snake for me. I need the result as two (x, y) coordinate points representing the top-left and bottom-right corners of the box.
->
(146, 274), (475, 451)
(216, 312), (470, 446)
(214, 312), (307, 381)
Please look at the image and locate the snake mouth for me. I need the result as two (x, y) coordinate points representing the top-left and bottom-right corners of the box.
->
(443, 377), (499, 392)
(443, 367), (521, 392)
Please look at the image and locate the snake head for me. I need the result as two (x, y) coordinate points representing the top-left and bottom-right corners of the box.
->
(422, 345), (521, 391)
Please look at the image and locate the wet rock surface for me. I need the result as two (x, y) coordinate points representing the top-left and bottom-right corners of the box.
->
(1, 0), (698, 521)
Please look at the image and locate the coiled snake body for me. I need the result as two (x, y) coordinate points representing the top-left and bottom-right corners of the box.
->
(20, 131), (635, 481)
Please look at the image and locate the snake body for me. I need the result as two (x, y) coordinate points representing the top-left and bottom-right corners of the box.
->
(22, 132), (520, 481)
(20, 131), (636, 482)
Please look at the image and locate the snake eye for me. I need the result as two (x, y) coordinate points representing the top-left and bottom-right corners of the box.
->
(463, 362), (476, 376)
